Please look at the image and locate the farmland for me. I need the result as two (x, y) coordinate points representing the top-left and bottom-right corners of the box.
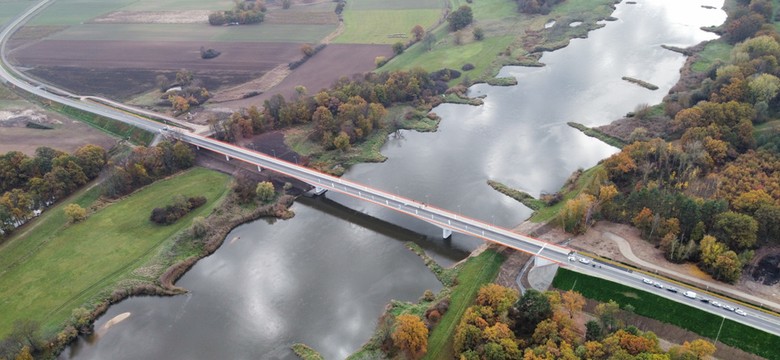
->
(0, 168), (230, 337)
(334, 0), (444, 45)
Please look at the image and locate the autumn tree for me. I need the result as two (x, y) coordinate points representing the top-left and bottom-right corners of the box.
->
(411, 25), (424, 42)
(561, 290), (585, 319)
(476, 284), (519, 316)
(391, 314), (428, 359)
(333, 131), (350, 151)
(300, 43), (314, 57)
(595, 300), (622, 332)
(64, 203), (87, 223)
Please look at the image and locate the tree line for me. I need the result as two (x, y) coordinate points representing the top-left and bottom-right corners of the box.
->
(0, 145), (106, 238)
(556, 0), (780, 283)
(102, 141), (195, 199)
(211, 69), (448, 151)
(208, 0), (265, 26)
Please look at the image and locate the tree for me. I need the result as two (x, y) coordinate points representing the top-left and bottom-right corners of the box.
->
(64, 203), (87, 223)
(561, 290), (585, 319)
(256, 181), (275, 202)
(473, 27), (484, 40)
(392, 314), (428, 359)
(476, 284), (518, 315)
(585, 320), (603, 341)
(74, 144), (107, 179)
(423, 32), (436, 50)
(392, 41), (405, 55)
(333, 131), (350, 151)
(748, 73), (780, 104)
(699, 235), (727, 270)
(713, 250), (743, 283)
(411, 25), (424, 42)
(447, 5), (473, 32)
(511, 289), (552, 337)
(14, 346), (33, 360)
(713, 211), (758, 250)
(301, 43), (315, 57)
(172, 142), (195, 169)
(595, 299), (621, 332)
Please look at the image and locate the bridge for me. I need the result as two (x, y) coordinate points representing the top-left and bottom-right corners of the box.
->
(3, 0), (780, 338)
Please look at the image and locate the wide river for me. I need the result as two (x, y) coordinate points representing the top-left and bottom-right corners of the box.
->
(61, 1), (725, 359)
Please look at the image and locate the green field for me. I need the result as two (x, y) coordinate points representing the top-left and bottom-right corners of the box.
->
(0, 0), (32, 27)
(120, 0), (233, 12)
(348, 0), (442, 10)
(0, 168), (230, 336)
(48, 22), (335, 43)
(691, 40), (733, 72)
(424, 250), (504, 360)
(29, 0), (134, 26)
(382, 34), (514, 78)
(449, 0), (519, 21)
(335, 9), (442, 44)
(553, 268), (780, 360)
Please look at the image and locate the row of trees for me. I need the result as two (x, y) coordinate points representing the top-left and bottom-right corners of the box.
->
(102, 141), (195, 199)
(157, 70), (210, 114)
(208, 0), (265, 25)
(0, 145), (106, 238)
(517, 0), (565, 15)
(555, 0), (780, 284)
(214, 69), (447, 149)
(150, 195), (206, 225)
(448, 285), (715, 359)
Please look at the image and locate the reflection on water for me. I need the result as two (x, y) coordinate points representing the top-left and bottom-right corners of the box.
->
(62, 1), (726, 359)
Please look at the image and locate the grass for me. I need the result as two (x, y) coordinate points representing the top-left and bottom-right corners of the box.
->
(55, 104), (154, 145)
(48, 23), (336, 43)
(291, 343), (324, 360)
(487, 180), (545, 210)
(529, 165), (605, 223)
(29, 0), (134, 26)
(424, 249), (504, 360)
(0, 167), (230, 337)
(553, 268), (780, 360)
(335, 9), (442, 44)
(0, 0), (32, 27)
(120, 0), (233, 11)
(449, 0), (519, 21)
(567, 122), (627, 149)
(691, 40), (733, 72)
(348, 0), (442, 11)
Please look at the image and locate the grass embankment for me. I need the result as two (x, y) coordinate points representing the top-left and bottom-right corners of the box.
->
(691, 40), (733, 72)
(0, 168), (230, 337)
(487, 180), (544, 210)
(567, 122), (627, 149)
(424, 249), (504, 360)
(53, 104), (154, 145)
(530, 165), (605, 223)
(381, 0), (618, 85)
(291, 343), (324, 360)
(286, 105), (438, 175)
(553, 268), (780, 360)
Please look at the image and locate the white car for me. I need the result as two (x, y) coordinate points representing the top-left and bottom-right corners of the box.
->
(711, 301), (722, 307)
(653, 282), (664, 289)
(683, 291), (697, 299)
(735, 309), (747, 316)
(568, 255), (577, 262)
(722, 304), (736, 312)
(642, 278), (653, 285)
(578, 257), (591, 265)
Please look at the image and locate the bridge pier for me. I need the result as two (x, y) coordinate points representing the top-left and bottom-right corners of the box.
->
(313, 186), (327, 195)
(442, 228), (452, 239)
(257, 165), (262, 172)
(225, 154), (230, 161)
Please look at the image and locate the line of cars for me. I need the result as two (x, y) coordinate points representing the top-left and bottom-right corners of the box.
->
(642, 278), (747, 316)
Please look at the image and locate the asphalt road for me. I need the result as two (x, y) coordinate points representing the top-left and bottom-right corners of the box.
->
(3, 0), (780, 339)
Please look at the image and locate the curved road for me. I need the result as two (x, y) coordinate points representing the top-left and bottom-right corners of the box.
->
(3, 0), (780, 339)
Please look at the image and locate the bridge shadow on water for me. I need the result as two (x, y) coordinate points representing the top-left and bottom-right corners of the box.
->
(296, 194), (471, 265)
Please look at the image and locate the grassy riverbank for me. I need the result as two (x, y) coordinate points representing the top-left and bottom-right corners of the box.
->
(553, 268), (780, 360)
(0, 168), (229, 337)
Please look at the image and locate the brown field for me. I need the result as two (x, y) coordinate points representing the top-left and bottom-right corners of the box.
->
(0, 107), (117, 155)
(216, 43), (392, 109)
(9, 40), (301, 71)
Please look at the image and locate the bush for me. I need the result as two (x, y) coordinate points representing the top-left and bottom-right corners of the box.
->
(461, 63), (475, 71)
(64, 204), (87, 223)
(393, 42), (405, 55)
(429, 68), (461, 82)
(150, 196), (207, 225)
(200, 47), (221, 59)
(375, 56), (388, 68)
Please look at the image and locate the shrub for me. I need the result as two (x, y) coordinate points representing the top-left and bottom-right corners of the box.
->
(461, 63), (475, 71)
(375, 56), (388, 68)
(150, 196), (207, 225)
(64, 203), (87, 223)
(200, 47), (221, 59)
(393, 42), (405, 55)
(473, 27), (484, 41)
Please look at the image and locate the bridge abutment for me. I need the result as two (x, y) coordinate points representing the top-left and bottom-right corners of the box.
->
(442, 228), (452, 239)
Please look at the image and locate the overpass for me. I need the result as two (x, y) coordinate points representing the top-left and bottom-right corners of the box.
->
(3, 0), (780, 338)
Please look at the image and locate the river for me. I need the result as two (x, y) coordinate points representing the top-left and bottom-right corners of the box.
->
(60, 1), (725, 359)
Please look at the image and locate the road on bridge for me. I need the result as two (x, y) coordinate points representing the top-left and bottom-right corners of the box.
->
(3, 0), (780, 338)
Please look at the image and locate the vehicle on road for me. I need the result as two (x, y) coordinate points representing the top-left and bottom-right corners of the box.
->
(683, 291), (697, 299)
(736, 309), (747, 316)
(653, 282), (664, 289)
(711, 301), (722, 307)
(642, 278), (653, 285)
(578, 257), (591, 264)
(666, 287), (678, 293)
(723, 304), (736, 312)
(699, 298), (710, 303)
(568, 254), (576, 262)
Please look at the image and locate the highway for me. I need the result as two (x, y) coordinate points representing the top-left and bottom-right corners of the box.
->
(3, 0), (780, 338)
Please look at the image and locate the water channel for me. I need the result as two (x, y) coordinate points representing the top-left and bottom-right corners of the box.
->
(61, 1), (726, 359)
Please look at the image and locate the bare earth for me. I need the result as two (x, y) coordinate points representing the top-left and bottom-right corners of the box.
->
(0, 107), (117, 155)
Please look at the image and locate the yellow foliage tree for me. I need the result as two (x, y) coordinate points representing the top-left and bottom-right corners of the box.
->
(392, 314), (428, 359)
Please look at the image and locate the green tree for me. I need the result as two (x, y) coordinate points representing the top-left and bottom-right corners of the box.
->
(333, 131), (350, 151)
(172, 142), (195, 169)
(392, 41), (405, 55)
(447, 5), (473, 31)
(713, 211), (759, 250)
(585, 320), (602, 341)
(64, 203), (87, 223)
(411, 24), (424, 41)
(74, 144), (107, 179)
(510, 289), (552, 337)
(473, 27), (484, 40)
(748, 73), (780, 104)
(595, 299), (621, 332)
(713, 250), (743, 283)
(255, 181), (275, 202)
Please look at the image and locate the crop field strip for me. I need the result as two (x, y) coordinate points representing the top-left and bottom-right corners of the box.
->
(334, 0), (444, 45)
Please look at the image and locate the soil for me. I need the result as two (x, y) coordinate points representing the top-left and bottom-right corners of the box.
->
(90, 10), (211, 24)
(210, 43), (393, 110)
(0, 106), (117, 155)
(748, 246), (780, 286)
(595, 115), (674, 142)
(244, 130), (302, 164)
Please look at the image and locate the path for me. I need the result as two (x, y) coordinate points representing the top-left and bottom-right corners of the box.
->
(601, 230), (780, 312)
